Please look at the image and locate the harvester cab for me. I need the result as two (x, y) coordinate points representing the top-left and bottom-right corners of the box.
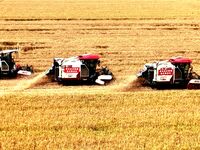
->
(0, 49), (33, 77)
(46, 54), (113, 85)
(169, 57), (193, 82)
(137, 56), (200, 89)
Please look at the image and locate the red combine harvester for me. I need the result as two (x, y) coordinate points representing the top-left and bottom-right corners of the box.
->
(0, 49), (33, 78)
(46, 54), (113, 85)
(137, 57), (200, 89)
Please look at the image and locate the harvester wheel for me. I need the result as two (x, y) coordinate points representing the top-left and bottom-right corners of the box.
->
(54, 66), (60, 82)
(9, 69), (18, 78)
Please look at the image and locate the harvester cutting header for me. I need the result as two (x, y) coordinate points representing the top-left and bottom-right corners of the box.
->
(137, 56), (200, 89)
(46, 54), (113, 85)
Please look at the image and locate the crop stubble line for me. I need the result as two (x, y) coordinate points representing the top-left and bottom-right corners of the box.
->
(0, 18), (182, 22)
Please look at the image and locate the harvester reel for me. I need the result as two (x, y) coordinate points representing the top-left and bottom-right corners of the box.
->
(20, 65), (34, 73)
(98, 66), (113, 76)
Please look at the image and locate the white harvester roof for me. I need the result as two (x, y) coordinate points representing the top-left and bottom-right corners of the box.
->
(0, 49), (18, 54)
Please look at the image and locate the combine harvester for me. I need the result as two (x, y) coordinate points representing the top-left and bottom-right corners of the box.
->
(137, 56), (200, 89)
(46, 54), (113, 85)
(0, 49), (33, 77)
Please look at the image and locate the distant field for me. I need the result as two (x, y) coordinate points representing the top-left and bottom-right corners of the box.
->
(1, 0), (200, 149)
(0, 0), (200, 19)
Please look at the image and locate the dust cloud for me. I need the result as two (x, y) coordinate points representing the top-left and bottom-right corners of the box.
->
(13, 72), (46, 91)
(0, 72), (48, 97)
(112, 75), (144, 92)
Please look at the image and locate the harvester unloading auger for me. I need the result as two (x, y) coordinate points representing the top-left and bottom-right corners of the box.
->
(46, 54), (113, 85)
(0, 49), (33, 77)
(137, 56), (200, 89)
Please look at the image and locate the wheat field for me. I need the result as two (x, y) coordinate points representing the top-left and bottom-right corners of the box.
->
(1, 0), (200, 149)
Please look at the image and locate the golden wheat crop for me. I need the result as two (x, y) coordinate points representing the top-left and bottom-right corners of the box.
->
(1, 91), (200, 149)
(1, 0), (200, 149)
